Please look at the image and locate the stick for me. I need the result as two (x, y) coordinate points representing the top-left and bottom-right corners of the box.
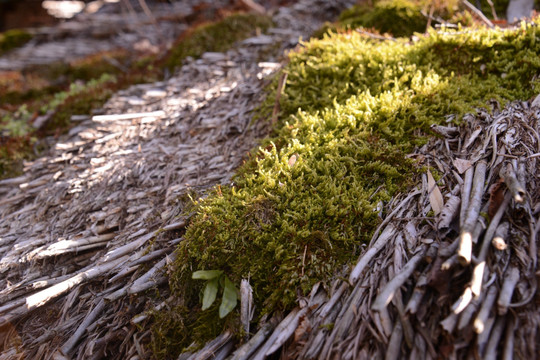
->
(271, 72), (287, 125)
(461, 0), (494, 28)
(497, 266), (520, 315)
(474, 284), (498, 333)
(470, 192), (511, 296)
(92, 111), (165, 123)
(372, 248), (426, 311)
(350, 224), (397, 283)
(26, 255), (128, 309)
(60, 299), (106, 356)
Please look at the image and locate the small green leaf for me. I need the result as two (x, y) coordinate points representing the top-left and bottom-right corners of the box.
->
(192, 270), (223, 280)
(219, 276), (238, 318)
(202, 278), (219, 310)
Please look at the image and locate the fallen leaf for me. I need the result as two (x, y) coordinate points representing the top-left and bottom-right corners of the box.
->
(453, 158), (473, 174)
(427, 170), (444, 216)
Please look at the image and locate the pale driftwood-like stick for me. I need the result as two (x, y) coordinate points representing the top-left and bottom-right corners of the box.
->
(271, 72), (287, 125)
(251, 308), (299, 360)
(162, 220), (187, 231)
(404, 274), (427, 314)
(484, 317), (506, 359)
(385, 320), (403, 360)
(457, 291), (482, 330)
(378, 307), (394, 338)
(128, 254), (174, 294)
(92, 111), (165, 123)
(459, 165), (474, 227)
(240, 279), (253, 338)
(131, 247), (171, 267)
(26, 255), (128, 309)
(452, 286), (473, 314)
(474, 284), (498, 333)
(471, 192), (511, 296)
(30, 233), (115, 259)
(369, 190), (421, 247)
(241, 0), (266, 14)
(430, 124), (458, 137)
(492, 221), (509, 250)
(497, 266), (520, 315)
(187, 331), (233, 360)
(502, 315), (515, 360)
(101, 232), (155, 263)
(349, 224), (397, 283)
(458, 161), (487, 265)
(372, 248), (426, 311)
(229, 322), (275, 360)
(477, 316), (495, 354)
(319, 282), (348, 318)
(441, 254), (459, 270)
(438, 194), (461, 229)
(60, 299), (106, 356)
(265, 307), (309, 356)
(470, 261), (486, 297)
(461, 0), (494, 28)
(500, 163), (526, 203)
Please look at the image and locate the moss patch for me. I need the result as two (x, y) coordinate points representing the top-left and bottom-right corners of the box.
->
(0, 29), (32, 55)
(164, 13), (273, 70)
(338, 0), (428, 37)
(155, 18), (540, 357)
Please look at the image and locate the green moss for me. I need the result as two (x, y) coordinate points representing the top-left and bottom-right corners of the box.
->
(0, 29), (32, 55)
(165, 13), (273, 70)
(338, 0), (428, 37)
(154, 19), (540, 356)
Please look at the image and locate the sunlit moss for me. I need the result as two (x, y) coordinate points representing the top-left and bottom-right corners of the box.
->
(155, 18), (540, 357)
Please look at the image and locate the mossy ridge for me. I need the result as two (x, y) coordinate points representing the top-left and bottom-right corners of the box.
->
(159, 20), (540, 355)
(164, 13), (273, 70)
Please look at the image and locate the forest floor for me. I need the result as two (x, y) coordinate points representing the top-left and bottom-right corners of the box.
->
(0, 0), (355, 358)
(0, 1), (539, 359)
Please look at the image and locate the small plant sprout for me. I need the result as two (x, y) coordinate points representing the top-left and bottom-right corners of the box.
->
(192, 270), (239, 318)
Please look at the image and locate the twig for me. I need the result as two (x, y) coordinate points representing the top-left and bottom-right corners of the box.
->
(241, 0), (266, 14)
(92, 111), (165, 123)
(60, 299), (106, 356)
(497, 266), (520, 315)
(461, 0), (494, 28)
(229, 321), (276, 360)
(458, 161), (487, 265)
(372, 247), (427, 311)
(349, 224), (396, 283)
(500, 163), (526, 203)
(471, 192), (511, 296)
(484, 316), (506, 359)
(271, 72), (287, 125)
(473, 284), (498, 333)
(486, 0), (498, 19)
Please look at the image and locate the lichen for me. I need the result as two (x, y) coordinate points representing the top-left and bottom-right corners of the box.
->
(155, 17), (540, 358)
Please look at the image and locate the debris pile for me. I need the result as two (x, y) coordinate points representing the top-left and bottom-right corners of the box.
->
(216, 99), (539, 359)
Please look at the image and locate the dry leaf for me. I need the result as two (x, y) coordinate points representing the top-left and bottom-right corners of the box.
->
(427, 170), (444, 216)
(453, 158), (473, 174)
